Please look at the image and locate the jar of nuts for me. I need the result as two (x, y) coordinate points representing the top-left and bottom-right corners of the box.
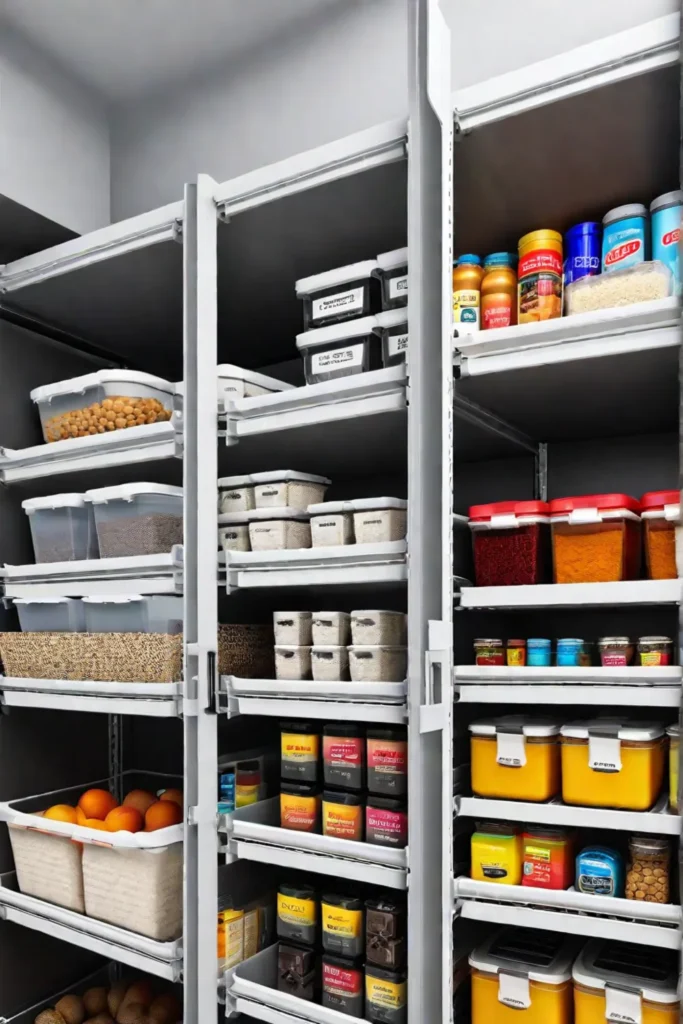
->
(625, 836), (670, 903)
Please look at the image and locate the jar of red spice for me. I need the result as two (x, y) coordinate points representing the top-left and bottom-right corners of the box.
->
(468, 500), (551, 587)
(640, 490), (681, 580)
(548, 494), (641, 584)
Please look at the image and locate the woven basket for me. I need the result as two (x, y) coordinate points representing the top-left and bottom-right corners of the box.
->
(218, 623), (274, 678)
(0, 632), (182, 683)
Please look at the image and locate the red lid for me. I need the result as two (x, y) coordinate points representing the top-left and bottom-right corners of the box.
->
(549, 494), (640, 515)
(640, 490), (680, 510)
(468, 500), (549, 521)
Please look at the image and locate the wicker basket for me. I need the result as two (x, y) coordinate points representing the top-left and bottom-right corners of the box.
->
(0, 632), (182, 683)
(8, 826), (85, 913)
(218, 623), (274, 678)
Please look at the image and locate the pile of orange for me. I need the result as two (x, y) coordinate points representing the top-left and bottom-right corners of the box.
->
(42, 786), (183, 833)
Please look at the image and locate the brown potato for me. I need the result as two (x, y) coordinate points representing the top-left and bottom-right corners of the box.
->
(116, 1004), (148, 1024)
(35, 1012), (67, 1024)
(148, 993), (181, 1024)
(55, 995), (85, 1024)
(83, 989), (109, 1017)
(119, 981), (153, 1010)
(107, 982), (129, 1019)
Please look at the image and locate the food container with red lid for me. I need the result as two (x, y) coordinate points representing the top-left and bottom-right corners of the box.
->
(468, 501), (551, 587)
(548, 494), (641, 584)
(640, 489), (681, 580)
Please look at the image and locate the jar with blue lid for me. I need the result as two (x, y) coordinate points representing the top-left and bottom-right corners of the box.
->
(564, 222), (601, 288)
(556, 638), (585, 667)
(527, 638), (552, 667)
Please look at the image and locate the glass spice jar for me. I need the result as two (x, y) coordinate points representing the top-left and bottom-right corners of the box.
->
(638, 636), (674, 666)
(506, 640), (526, 666)
(474, 639), (505, 666)
(598, 636), (634, 667)
(625, 836), (670, 903)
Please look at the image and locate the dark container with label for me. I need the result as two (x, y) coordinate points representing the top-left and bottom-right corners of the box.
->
(366, 726), (408, 797)
(376, 308), (408, 368)
(323, 723), (366, 790)
(296, 260), (381, 329)
(296, 316), (382, 385)
(322, 893), (364, 958)
(322, 954), (364, 1017)
(365, 964), (407, 1024)
(375, 248), (408, 310)
(277, 882), (317, 945)
(280, 780), (321, 833)
(366, 796), (407, 849)
(366, 896), (406, 969)
(323, 789), (365, 842)
(281, 721), (320, 783)
(278, 942), (318, 1001)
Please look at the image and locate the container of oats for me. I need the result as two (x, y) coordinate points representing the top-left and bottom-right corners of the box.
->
(247, 508), (312, 551)
(350, 610), (407, 646)
(348, 646), (407, 683)
(85, 483), (183, 558)
(350, 498), (407, 544)
(218, 512), (251, 553)
(251, 470), (330, 510)
(308, 501), (356, 547)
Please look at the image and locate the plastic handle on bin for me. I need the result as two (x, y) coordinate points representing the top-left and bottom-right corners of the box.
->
(205, 650), (217, 714)
(490, 514), (518, 529)
(568, 507), (600, 525)
(664, 503), (681, 521)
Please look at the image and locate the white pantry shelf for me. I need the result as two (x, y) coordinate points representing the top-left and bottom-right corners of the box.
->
(0, 677), (182, 717)
(459, 579), (682, 608)
(222, 676), (407, 723)
(456, 795), (681, 835)
(2, 550), (182, 598)
(224, 542), (408, 590)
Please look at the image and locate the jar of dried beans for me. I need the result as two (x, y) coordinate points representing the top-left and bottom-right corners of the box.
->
(625, 836), (670, 903)
(468, 500), (550, 587)
(548, 493), (641, 584)
(640, 490), (680, 580)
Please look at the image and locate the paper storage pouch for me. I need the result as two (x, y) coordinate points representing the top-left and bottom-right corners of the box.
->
(573, 939), (679, 1024)
(549, 493), (641, 583)
(217, 364), (293, 400)
(470, 927), (576, 1024)
(640, 490), (680, 580)
(275, 646), (312, 681)
(14, 597), (86, 633)
(308, 501), (355, 547)
(312, 646), (350, 682)
(376, 307), (409, 367)
(31, 370), (174, 443)
(375, 248), (408, 309)
(82, 595), (183, 634)
(560, 720), (665, 810)
(348, 645), (407, 682)
(296, 316), (383, 384)
(296, 260), (381, 329)
(218, 512), (251, 553)
(350, 610), (407, 646)
(85, 483), (183, 558)
(351, 497), (407, 544)
(468, 501), (551, 587)
(251, 470), (330, 510)
(469, 717), (561, 802)
(22, 492), (98, 563)
(312, 611), (351, 645)
(273, 611), (312, 646)
(218, 475), (255, 514)
(247, 508), (312, 551)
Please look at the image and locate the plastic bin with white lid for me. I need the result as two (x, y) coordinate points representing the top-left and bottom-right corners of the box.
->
(82, 595), (183, 634)
(348, 645), (407, 682)
(640, 489), (681, 580)
(22, 492), (99, 563)
(374, 247), (408, 310)
(296, 259), (381, 329)
(560, 719), (666, 810)
(296, 316), (383, 384)
(30, 370), (175, 444)
(312, 645), (350, 682)
(312, 611), (350, 645)
(217, 364), (294, 401)
(218, 511), (251, 553)
(308, 500), (356, 547)
(85, 483), (183, 558)
(350, 497), (407, 544)
(350, 610), (407, 646)
(376, 306), (409, 368)
(573, 938), (679, 1022)
(251, 470), (330, 510)
(247, 507), (312, 551)
(273, 611), (312, 646)
(275, 645), (312, 680)
(218, 474), (255, 514)
(14, 597), (86, 633)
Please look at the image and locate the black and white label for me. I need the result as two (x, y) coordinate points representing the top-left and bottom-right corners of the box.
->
(311, 343), (364, 375)
(312, 286), (364, 320)
(589, 734), (622, 773)
(605, 987), (641, 1023)
(498, 974), (530, 1010)
(496, 732), (526, 767)
(387, 333), (408, 358)
(388, 275), (408, 301)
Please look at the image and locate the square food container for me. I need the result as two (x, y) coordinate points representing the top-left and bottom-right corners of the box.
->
(350, 610), (407, 646)
(22, 492), (99, 564)
(560, 720), (665, 810)
(312, 611), (350, 645)
(218, 475), (255, 514)
(549, 494), (641, 584)
(468, 501), (551, 587)
(348, 645), (407, 682)
(30, 370), (175, 444)
(572, 940), (679, 1023)
(273, 611), (312, 646)
(85, 483), (183, 558)
(376, 307), (409, 367)
(251, 471), (330, 510)
(351, 498), (407, 544)
(247, 508), (312, 551)
(308, 501), (355, 547)
(296, 316), (382, 385)
(217, 364), (293, 401)
(469, 717), (562, 802)
(275, 645), (312, 680)
(375, 248), (408, 310)
(565, 260), (672, 315)
(296, 260), (381, 329)
(14, 597), (86, 633)
(82, 595), (183, 634)
(312, 645), (350, 682)
(219, 512), (251, 553)
(640, 489), (681, 580)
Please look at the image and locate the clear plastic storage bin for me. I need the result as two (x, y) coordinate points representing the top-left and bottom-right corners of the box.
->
(296, 260), (381, 329)
(640, 489), (680, 580)
(14, 597), (86, 633)
(549, 493), (641, 584)
(469, 501), (551, 587)
(85, 483), (183, 558)
(308, 501), (355, 547)
(82, 595), (183, 634)
(252, 471), (330, 510)
(217, 364), (293, 400)
(218, 475), (255, 514)
(565, 260), (672, 315)
(30, 370), (174, 443)
(376, 307), (409, 367)
(351, 497), (407, 544)
(296, 317), (382, 384)
(248, 508), (312, 551)
(375, 248), (408, 309)
(22, 492), (98, 563)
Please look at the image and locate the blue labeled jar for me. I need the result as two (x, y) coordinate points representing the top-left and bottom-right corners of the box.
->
(564, 222), (601, 288)
(556, 638), (584, 667)
(576, 846), (623, 897)
(602, 204), (648, 273)
(651, 191), (682, 295)
(527, 638), (552, 667)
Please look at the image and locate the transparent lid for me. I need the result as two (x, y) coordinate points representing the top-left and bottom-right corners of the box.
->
(296, 260), (379, 295)
(85, 483), (183, 503)
(22, 493), (86, 511)
(31, 370), (175, 402)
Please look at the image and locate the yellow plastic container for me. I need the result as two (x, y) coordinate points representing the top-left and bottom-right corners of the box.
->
(667, 724), (678, 811)
(470, 717), (561, 802)
(470, 927), (576, 1024)
(471, 823), (522, 885)
(560, 720), (665, 810)
(573, 939), (679, 1024)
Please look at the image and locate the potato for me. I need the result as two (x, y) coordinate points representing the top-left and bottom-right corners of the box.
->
(55, 996), (85, 1024)
(83, 989), (109, 1017)
(107, 983), (128, 1018)
(119, 982), (153, 1010)
(148, 993), (181, 1024)
(116, 1004), (148, 1024)
(85, 1017), (114, 1024)
(34, 1012), (66, 1024)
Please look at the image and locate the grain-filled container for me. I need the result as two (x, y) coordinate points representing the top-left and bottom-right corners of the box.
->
(470, 927), (576, 1024)
(640, 489), (680, 580)
(312, 611), (350, 645)
(375, 248), (408, 309)
(349, 646), (407, 683)
(219, 513), (251, 553)
(565, 260), (672, 314)
(273, 611), (312, 646)
(625, 835), (670, 904)
(218, 475), (255, 514)
(85, 483), (183, 558)
(14, 597), (86, 633)
(275, 645), (312, 681)
(560, 720), (665, 810)
(470, 717), (561, 802)
(667, 724), (678, 810)
(350, 610), (407, 646)
(22, 493), (98, 563)
(312, 645), (350, 682)
(217, 364), (293, 401)
(296, 316), (383, 384)
(31, 370), (174, 443)
(308, 501), (355, 547)
(252, 470), (330, 510)
(573, 939), (679, 1024)
(296, 260), (381, 329)
(549, 493), (641, 583)
(351, 498), (407, 545)
(468, 501), (551, 587)
(82, 594), (183, 634)
(248, 508), (312, 551)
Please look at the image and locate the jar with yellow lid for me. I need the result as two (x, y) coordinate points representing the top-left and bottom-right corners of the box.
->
(471, 822), (522, 885)
(470, 717), (561, 802)
(518, 229), (563, 323)
(667, 723), (678, 810)
(573, 938), (679, 1024)
(560, 720), (665, 810)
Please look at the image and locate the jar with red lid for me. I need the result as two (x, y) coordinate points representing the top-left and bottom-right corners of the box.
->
(548, 494), (641, 584)
(468, 500), (551, 587)
(640, 490), (681, 580)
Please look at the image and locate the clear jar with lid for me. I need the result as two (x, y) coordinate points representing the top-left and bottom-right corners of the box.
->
(473, 639), (504, 666)
(506, 639), (526, 667)
(638, 635), (674, 666)
(598, 636), (634, 667)
(625, 836), (670, 903)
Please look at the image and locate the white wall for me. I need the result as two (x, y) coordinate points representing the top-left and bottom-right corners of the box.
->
(0, 27), (110, 233)
(111, 0), (678, 220)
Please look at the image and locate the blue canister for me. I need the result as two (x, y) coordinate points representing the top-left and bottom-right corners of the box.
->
(527, 638), (552, 667)
(651, 190), (682, 295)
(564, 222), (601, 287)
(602, 203), (648, 273)
(556, 638), (584, 667)
(576, 846), (623, 897)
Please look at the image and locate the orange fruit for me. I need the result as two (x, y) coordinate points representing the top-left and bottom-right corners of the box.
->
(78, 788), (118, 821)
(43, 804), (78, 824)
(159, 788), (183, 807)
(75, 806), (88, 826)
(82, 818), (109, 831)
(145, 799), (183, 831)
(104, 806), (144, 833)
(123, 788), (157, 816)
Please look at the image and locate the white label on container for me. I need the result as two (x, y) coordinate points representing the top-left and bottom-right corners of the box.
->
(498, 973), (530, 1010)
(311, 286), (364, 320)
(589, 734), (622, 773)
(496, 732), (526, 767)
(387, 333), (408, 357)
(568, 507), (600, 525)
(605, 987), (641, 1024)
(388, 275), (408, 300)
(664, 503), (681, 521)
(310, 343), (364, 375)
(490, 514), (518, 529)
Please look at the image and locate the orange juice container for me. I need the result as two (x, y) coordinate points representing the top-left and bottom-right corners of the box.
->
(518, 230), (563, 323)
(481, 253), (518, 329)
(453, 255), (484, 332)
(573, 939), (679, 1024)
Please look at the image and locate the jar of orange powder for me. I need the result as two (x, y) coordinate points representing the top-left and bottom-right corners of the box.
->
(640, 489), (680, 579)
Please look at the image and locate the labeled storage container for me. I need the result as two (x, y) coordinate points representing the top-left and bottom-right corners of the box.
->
(366, 795), (407, 848)
(625, 835), (670, 903)
(218, 475), (255, 514)
(350, 610), (406, 646)
(549, 494), (641, 583)
(219, 514), (251, 553)
(573, 939), (679, 1024)
(522, 828), (573, 889)
(565, 260), (672, 315)
(365, 964), (407, 1024)
(312, 611), (350, 645)
(296, 316), (382, 384)
(322, 955), (364, 1017)
(667, 723), (678, 811)
(474, 638), (505, 665)
(640, 489), (680, 580)
(14, 597), (86, 633)
(638, 635), (674, 666)
(252, 470), (330, 510)
(366, 727), (407, 797)
(248, 508), (312, 551)
(321, 893), (364, 957)
(598, 636), (634, 666)
(312, 645), (350, 682)
(468, 501), (551, 587)
(82, 595), (183, 634)
(471, 822), (522, 885)
(376, 307), (408, 368)
(275, 645), (312, 681)
(470, 927), (576, 1024)
(323, 789), (364, 841)
(22, 493), (98, 563)
(349, 646), (407, 683)
(323, 724), (365, 790)
(308, 501), (355, 547)
(351, 498), (407, 544)
(217, 364), (293, 401)
(31, 370), (174, 444)
(602, 203), (648, 273)
(518, 229), (563, 323)
(576, 846), (624, 897)
(375, 248), (408, 309)
(85, 483), (183, 558)
(470, 718), (562, 802)
(560, 720), (665, 810)
(273, 611), (312, 646)
(296, 260), (381, 329)
(651, 190), (682, 294)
